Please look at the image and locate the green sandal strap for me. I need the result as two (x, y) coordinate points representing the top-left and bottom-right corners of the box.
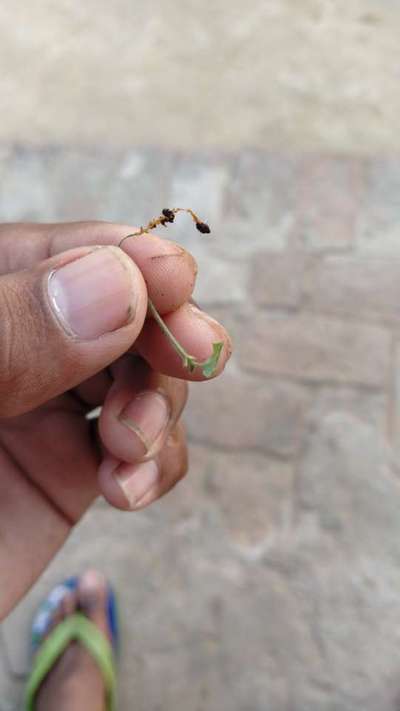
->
(24, 613), (117, 711)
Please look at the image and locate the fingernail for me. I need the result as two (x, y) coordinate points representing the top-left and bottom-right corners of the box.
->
(188, 302), (222, 328)
(118, 390), (171, 460)
(48, 247), (138, 339)
(188, 303), (233, 357)
(114, 460), (160, 509)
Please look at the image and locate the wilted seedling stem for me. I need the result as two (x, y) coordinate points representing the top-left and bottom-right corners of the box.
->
(119, 208), (222, 378)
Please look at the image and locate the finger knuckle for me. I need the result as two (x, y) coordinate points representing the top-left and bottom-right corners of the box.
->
(0, 285), (21, 388)
(0, 281), (45, 416)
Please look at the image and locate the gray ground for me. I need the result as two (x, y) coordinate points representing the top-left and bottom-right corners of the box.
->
(2, 2), (400, 710)
(2, 147), (400, 710)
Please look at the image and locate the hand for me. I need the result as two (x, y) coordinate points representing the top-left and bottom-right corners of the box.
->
(0, 221), (232, 619)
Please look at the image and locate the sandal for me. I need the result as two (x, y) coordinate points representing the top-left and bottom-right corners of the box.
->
(24, 575), (119, 711)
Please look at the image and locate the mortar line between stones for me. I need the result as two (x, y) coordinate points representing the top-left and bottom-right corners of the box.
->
(236, 369), (386, 393)
(255, 304), (398, 331)
(187, 435), (297, 461)
(386, 331), (397, 443)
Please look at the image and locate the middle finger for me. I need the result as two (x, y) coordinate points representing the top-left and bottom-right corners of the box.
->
(98, 355), (188, 464)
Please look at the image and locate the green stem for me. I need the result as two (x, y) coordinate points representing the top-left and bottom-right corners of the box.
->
(148, 299), (223, 377)
(148, 299), (197, 370)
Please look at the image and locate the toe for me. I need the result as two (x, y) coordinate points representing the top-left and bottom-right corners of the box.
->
(77, 570), (111, 643)
(60, 589), (77, 619)
(45, 591), (73, 639)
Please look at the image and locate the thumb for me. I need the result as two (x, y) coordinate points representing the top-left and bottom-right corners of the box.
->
(0, 245), (147, 417)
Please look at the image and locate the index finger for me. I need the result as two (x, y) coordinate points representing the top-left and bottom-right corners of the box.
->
(50, 221), (198, 315)
(0, 220), (198, 315)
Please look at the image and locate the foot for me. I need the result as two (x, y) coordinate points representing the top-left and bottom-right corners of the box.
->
(36, 570), (111, 711)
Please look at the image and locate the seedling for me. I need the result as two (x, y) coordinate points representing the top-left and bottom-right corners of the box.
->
(119, 208), (223, 377)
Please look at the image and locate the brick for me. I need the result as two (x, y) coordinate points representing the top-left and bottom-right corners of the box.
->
(391, 340), (400, 454)
(250, 251), (311, 307)
(356, 159), (400, 253)
(306, 255), (400, 323)
(209, 451), (294, 547)
(101, 148), (172, 226)
(0, 146), (171, 225)
(291, 413), (400, 707)
(293, 156), (363, 250)
(167, 153), (231, 247)
(193, 257), (247, 306)
(0, 146), (59, 222)
(218, 151), (300, 257)
(186, 369), (310, 457)
(307, 385), (387, 434)
(165, 444), (294, 548)
(240, 313), (391, 386)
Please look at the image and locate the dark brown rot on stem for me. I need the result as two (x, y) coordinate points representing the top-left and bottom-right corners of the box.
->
(195, 221), (211, 234)
(161, 208), (175, 223)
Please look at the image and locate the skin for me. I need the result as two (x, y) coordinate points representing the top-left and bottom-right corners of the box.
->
(0, 221), (232, 620)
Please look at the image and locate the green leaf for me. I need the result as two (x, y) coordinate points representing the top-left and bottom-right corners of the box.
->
(201, 342), (224, 378)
